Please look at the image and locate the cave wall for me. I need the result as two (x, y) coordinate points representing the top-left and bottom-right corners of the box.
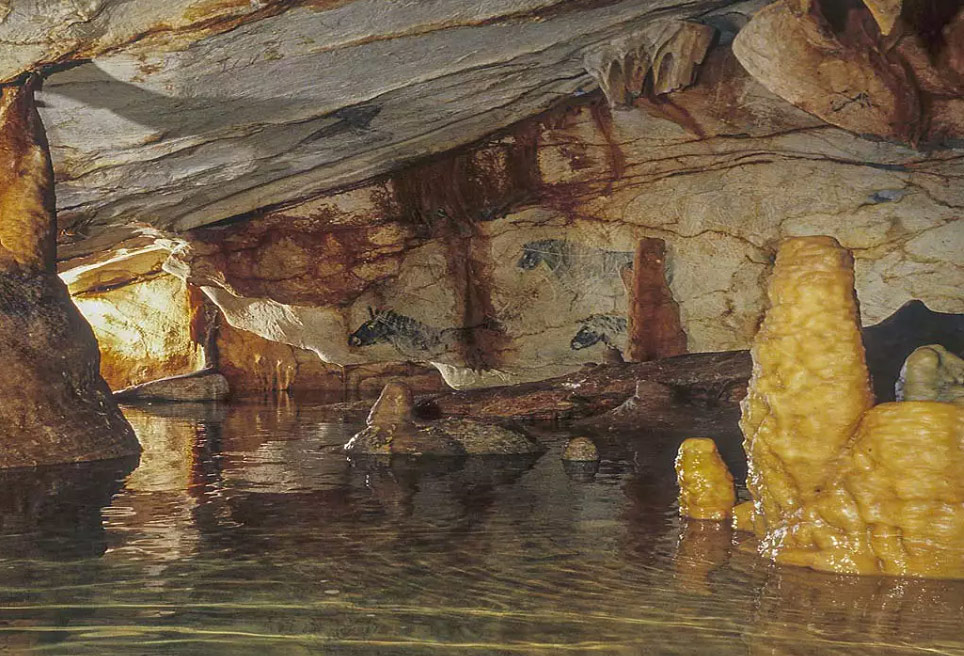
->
(50, 1), (963, 392)
(217, 319), (446, 398)
(139, 43), (962, 389)
(63, 244), (206, 390)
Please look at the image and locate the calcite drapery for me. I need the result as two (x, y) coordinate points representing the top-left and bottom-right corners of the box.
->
(0, 79), (138, 468)
(739, 236), (964, 578)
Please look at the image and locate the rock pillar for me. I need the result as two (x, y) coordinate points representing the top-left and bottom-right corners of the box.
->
(626, 238), (687, 362)
(0, 78), (139, 468)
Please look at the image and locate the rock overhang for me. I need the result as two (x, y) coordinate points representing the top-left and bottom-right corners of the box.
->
(8, 0), (750, 262)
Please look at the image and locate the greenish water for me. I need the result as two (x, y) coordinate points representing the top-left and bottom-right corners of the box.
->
(0, 401), (960, 655)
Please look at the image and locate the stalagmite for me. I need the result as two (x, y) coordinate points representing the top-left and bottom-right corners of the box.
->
(740, 236), (875, 535)
(737, 236), (964, 578)
(0, 78), (139, 468)
(675, 438), (735, 521)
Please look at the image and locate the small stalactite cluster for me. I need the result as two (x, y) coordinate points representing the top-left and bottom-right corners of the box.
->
(583, 19), (716, 108)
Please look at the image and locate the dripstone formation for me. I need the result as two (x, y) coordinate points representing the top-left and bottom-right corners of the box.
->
(688, 236), (964, 579)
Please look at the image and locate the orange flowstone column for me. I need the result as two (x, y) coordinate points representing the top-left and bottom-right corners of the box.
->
(626, 238), (687, 362)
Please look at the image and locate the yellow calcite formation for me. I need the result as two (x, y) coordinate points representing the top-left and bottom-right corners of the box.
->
(675, 438), (735, 520)
(731, 500), (755, 533)
(740, 236), (874, 535)
(737, 236), (964, 578)
(898, 345), (964, 407)
(0, 79), (139, 467)
(776, 402), (964, 576)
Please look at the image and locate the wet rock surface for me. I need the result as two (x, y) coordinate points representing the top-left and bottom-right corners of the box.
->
(345, 381), (541, 457)
(418, 350), (752, 423)
(114, 370), (230, 403)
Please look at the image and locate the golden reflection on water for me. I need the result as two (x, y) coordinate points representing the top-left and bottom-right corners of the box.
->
(0, 402), (959, 655)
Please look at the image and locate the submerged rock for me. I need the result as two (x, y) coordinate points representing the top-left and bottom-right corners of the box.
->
(114, 370), (230, 403)
(344, 381), (540, 456)
(562, 437), (600, 462)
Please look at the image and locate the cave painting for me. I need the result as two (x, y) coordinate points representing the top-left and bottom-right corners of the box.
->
(347, 307), (503, 361)
(570, 314), (628, 351)
(678, 236), (964, 579)
(517, 239), (633, 284)
(347, 307), (461, 358)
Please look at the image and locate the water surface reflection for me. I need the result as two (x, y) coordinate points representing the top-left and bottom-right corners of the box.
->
(0, 402), (959, 655)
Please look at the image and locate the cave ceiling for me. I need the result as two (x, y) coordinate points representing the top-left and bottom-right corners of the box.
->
(0, 0), (760, 261)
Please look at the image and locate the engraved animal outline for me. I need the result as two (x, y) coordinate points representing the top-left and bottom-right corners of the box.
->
(512, 238), (633, 315)
(570, 314), (628, 350)
(348, 307), (491, 358)
(517, 239), (634, 282)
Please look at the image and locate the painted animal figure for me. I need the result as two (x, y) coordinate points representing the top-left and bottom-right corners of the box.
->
(348, 308), (461, 358)
(517, 239), (633, 281)
(570, 314), (628, 350)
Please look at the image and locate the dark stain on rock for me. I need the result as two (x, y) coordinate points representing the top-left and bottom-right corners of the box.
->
(588, 101), (626, 184)
(388, 123), (540, 236)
